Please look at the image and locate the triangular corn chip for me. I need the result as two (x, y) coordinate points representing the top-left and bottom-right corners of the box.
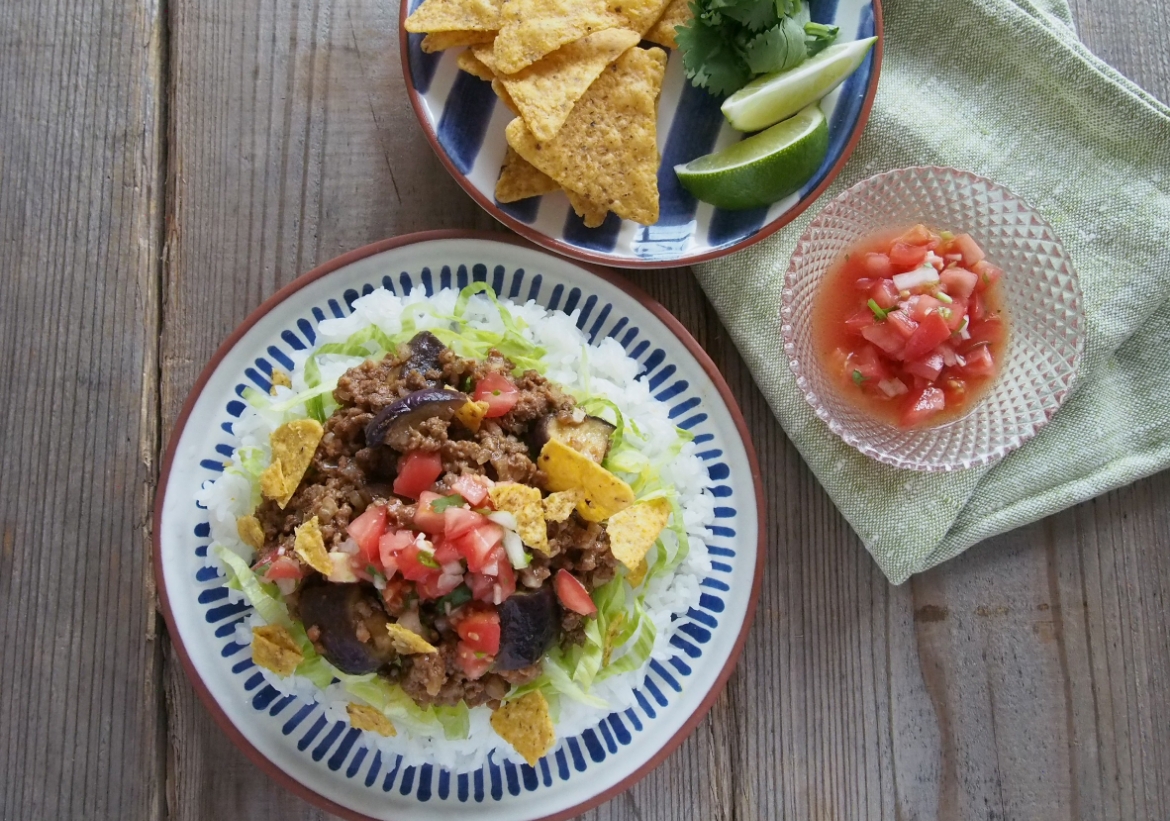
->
(566, 190), (609, 228)
(422, 29), (498, 52)
(347, 703), (397, 737)
(491, 79), (520, 114)
(405, 0), (501, 33)
(491, 691), (556, 766)
(457, 49), (497, 82)
(236, 515), (266, 550)
(491, 0), (620, 74)
(264, 419), (323, 508)
(605, 497), (671, 570)
(506, 47), (665, 225)
(489, 482), (549, 552)
(643, 0), (689, 47)
(608, 0), (671, 35)
(252, 624), (303, 676)
(496, 148), (559, 202)
(387, 623), (439, 654)
(538, 439), (634, 521)
(542, 488), (584, 522)
(293, 516), (332, 575)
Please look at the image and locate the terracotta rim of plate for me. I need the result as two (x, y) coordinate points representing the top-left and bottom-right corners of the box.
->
(397, 2), (884, 270)
(153, 230), (768, 821)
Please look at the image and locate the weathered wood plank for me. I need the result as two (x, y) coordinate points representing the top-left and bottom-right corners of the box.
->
(0, 0), (166, 818)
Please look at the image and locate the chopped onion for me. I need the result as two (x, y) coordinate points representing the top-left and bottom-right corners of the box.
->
(893, 264), (940, 291)
(940, 345), (959, 367)
(327, 551), (358, 582)
(336, 538), (360, 556)
(925, 251), (946, 269)
(275, 578), (298, 596)
(502, 530), (530, 569)
(441, 560), (463, 576)
(878, 378), (909, 398)
(488, 511), (519, 531)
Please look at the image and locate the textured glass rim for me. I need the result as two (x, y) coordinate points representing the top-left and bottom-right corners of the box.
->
(781, 165), (1086, 472)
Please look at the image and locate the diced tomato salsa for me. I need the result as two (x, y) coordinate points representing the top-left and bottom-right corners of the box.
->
(813, 224), (1009, 428)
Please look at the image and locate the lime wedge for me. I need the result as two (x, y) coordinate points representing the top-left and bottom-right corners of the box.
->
(674, 104), (828, 210)
(721, 37), (877, 133)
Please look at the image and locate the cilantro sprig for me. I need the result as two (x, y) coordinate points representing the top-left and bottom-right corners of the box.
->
(677, 0), (839, 97)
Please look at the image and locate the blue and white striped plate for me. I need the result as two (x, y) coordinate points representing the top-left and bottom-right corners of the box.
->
(155, 233), (764, 820)
(400, 0), (882, 268)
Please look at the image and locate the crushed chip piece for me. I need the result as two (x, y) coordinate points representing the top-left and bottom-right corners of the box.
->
(251, 624), (303, 676)
(269, 370), (292, 394)
(264, 419), (324, 508)
(505, 47), (666, 226)
(490, 691), (556, 766)
(387, 622), (439, 655)
(259, 459), (286, 503)
(626, 558), (649, 587)
(454, 399), (493, 432)
(643, 0), (689, 48)
(489, 483), (548, 553)
(538, 439), (634, 522)
(491, 79), (521, 114)
(477, 28), (638, 142)
(236, 515), (266, 550)
(491, 0), (620, 74)
(421, 29), (497, 52)
(293, 516), (332, 575)
(567, 190), (609, 228)
(457, 49), (497, 82)
(542, 488), (584, 522)
(347, 703), (397, 737)
(609, 0), (671, 34)
(405, 0), (501, 33)
(496, 148), (559, 203)
(605, 497), (671, 569)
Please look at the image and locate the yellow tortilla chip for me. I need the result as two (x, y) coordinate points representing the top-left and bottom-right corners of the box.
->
(609, 0), (671, 34)
(269, 370), (292, 394)
(387, 622), (439, 654)
(264, 419), (324, 508)
(252, 624), (303, 676)
(454, 399), (493, 432)
(421, 29), (497, 52)
(347, 703), (397, 737)
(567, 190), (609, 228)
(542, 488), (584, 522)
(477, 28), (639, 142)
(457, 49), (497, 82)
(236, 515), (266, 550)
(626, 558), (649, 587)
(491, 0), (620, 74)
(643, 0), (689, 47)
(405, 0), (501, 33)
(605, 497), (671, 570)
(496, 148), (559, 203)
(489, 483), (548, 553)
(490, 691), (556, 766)
(259, 459), (286, 502)
(492, 79), (521, 114)
(505, 47), (666, 226)
(293, 516), (332, 575)
(538, 439), (634, 522)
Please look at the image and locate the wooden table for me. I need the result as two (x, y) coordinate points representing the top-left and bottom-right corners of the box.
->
(1, 1), (1167, 818)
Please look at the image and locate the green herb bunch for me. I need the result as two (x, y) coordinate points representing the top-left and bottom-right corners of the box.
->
(677, 0), (839, 96)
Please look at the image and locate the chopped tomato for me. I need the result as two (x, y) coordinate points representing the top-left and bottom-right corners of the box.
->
(973, 261), (1003, 293)
(393, 450), (443, 499)
(472, 373), (519, 418)
(454, 641), (493, 680)
(902, 312), (952, 362)
(953, 233), (986, 268)
(888, 242), (929, 271)
(378, 529), (414, 574)
(902, 387), (946, 426)
(898, 223), (934, 245)
(904, 352), (944, 382)
(849, 345), (889, 384)
(466, 572), (496, 603)
(861, 323), (906, 358)
(413, 491), (447, 534)
(869, 279), (899, 310)
(417, 570), (463, 600)
(906, 294), (942, 322)
(886, 309), (918, 340)
(452, 522), (504, 573)
(845, 309), (874, 334)
(347, 504), (388, 562)
(453, 604), (501, 655)
(492, 554), (516, 603)
(444, 506), (485, 540)
(554, 570), (597, 615)
(381, 578), (413, 615)
(863, 252), (893, 278)
(962, 345), (996, 377)
(940, 267), (978, 300)
(450, 474), (492, 506)
(261, 556), (303, 582)
(397, 542), (440, 583)
(432, 536), (461, 566)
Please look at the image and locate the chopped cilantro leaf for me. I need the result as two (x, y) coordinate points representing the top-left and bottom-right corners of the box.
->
(852, 370), (866, 386)
(430, 493), (467, 514)
(868, 299), (890, 320)
(417, 551), (440, 569)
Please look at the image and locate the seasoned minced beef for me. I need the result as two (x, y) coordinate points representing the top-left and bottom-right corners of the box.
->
(251, 332), (619, 708)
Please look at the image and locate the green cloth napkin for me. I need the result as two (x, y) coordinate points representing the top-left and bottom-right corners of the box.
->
(693, 0), (1170, 583)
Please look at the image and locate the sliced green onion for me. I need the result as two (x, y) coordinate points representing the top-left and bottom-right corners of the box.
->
(938, 307), (953, 320)
(852, 369), (865, 386)
(867, 299), (889, 320)
(417, 551), (439, 569)
(935, 290), (954, 304)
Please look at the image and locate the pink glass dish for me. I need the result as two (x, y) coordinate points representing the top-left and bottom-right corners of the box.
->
(781, 166), (1084, 472)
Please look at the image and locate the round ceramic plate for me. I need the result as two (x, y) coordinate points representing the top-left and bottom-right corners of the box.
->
(400, 0), (883, 269)
(154, 232), (764, 820)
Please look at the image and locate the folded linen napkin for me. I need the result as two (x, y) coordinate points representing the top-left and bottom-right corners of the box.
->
(693, 0), (1170, 583)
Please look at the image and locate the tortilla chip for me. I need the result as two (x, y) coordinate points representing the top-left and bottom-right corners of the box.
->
(422, 29), (497, 52)
(478, 28), (639, 141)
(567, 190), (609, 228)
(492, 79), (521, 114)
(259, 459), (286, 503)
(347, 703), (397, 737)
(542, 488), (584, 522)
(405, 0), (501, 33)
(605, 497), (671, 570)
(387, 622), (439, 655)
(490, 691), (556, 766)
(538, 439), (634, 522)
(609, 0), (671, 34)
(489, 483), (548, 552)
(626, 558), (649, 587)
(236, 515), (266, 550)
(252, 624), (303, 676)
(454, 399), (493, 432)
(293, 516), (332, 575)
(491, 0), (620, 74)
(264, 419), (324, 508)
(643, 0), (689, 48)
(457, 49), (497, 82)
(495, 148), (559, 203)
(269, 370), (292, 394)
(505, 47), (665, 226)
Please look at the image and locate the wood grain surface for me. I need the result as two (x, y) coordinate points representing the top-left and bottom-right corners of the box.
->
(0, 0), (1166, 819)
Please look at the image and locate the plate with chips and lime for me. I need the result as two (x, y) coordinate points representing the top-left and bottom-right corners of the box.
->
(401, 0), (883, 267)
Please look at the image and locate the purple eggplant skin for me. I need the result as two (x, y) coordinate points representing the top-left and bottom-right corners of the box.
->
(403, 331), (446, 381)
(495, 586), (559, 671)
(528, 414), (616, 464)
(364, 388), (468, 449)
(297, 582), (396, 675)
